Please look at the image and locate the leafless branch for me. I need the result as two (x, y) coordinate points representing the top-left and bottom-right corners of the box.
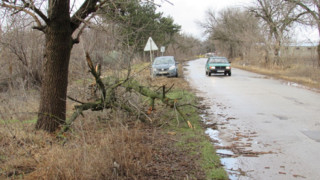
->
(70, 0), (107, 32)
(1, 2), (43, 28)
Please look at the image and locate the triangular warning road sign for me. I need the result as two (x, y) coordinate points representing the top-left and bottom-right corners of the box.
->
(144, 37), (158, 51)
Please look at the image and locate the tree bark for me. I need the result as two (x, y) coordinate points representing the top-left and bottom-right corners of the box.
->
(274, 39), (281, 66)
(318, 25), (320, 67)
(36, 0), (73, 132)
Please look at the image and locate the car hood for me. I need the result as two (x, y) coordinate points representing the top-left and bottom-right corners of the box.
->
(152, 64), (174, 69)
(207, 63), (230, 66)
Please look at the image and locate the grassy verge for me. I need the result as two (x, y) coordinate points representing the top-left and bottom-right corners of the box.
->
(0, 62), (228, 179)
(0, 118), (37, 125)
(232, 62), (320, 90)
(165, 89), (228, 179)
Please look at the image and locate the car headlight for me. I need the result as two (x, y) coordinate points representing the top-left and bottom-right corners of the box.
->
(226, 66), (231, 69)
(169, 65), (176, 70)
(210, 66), (215, 70)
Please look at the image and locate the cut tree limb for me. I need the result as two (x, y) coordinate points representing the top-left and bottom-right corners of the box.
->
(60, 53), (192, 135)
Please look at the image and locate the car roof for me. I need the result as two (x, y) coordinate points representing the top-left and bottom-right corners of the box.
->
(155, 56), (174, 59)
(208, 56), (227, 59)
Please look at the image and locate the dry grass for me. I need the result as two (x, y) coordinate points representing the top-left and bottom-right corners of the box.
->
(0, 94), (156, 180)
(0, 117), (155, 179)
(0, 80), (155, 179)
(0, 62), (208, 179)
(0, 96), (204, 179)
(28, 124), (154, 179)
(232, 60), (320, 90)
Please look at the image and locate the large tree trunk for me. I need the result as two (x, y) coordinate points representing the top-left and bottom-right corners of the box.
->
(274, 45), (281, 66)
(36, 0), (73, 132)
(273, 35), (281, 66)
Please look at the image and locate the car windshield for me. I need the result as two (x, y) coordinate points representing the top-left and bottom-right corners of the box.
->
(153, 57), (174, 65)
(208, 58), (229, 63)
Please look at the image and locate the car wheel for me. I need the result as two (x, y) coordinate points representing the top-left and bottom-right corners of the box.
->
(208, 72), (211, 76)
(224, 72), (227, 76)
(228, 72), (231, 76)
(176, 72), (178, 77)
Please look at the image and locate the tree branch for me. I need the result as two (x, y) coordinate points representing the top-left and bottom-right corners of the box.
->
(70, 0), (102, 32)
(72, 13), (96, 44)
(1, 2), (43, 29)
(285, 0), (319, 21)
(86, 52), (106, 101)
(22, 0), (48, 23)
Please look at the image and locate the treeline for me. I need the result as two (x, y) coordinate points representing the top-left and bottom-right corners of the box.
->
(0, 0), (203, 91)
(201, 0), (320, 68)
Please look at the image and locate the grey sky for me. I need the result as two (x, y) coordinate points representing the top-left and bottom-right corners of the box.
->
(156, 0), (253, 39)
(156, 0), (319, 42)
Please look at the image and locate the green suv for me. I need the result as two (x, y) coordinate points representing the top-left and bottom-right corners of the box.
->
(205, 56), (231, 76)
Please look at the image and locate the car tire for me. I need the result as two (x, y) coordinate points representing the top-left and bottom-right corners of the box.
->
(224, 72), (227, 76)
(228, 72), (231, 76)
(176, 72), (178, 77)
(208, 72), (211, 76)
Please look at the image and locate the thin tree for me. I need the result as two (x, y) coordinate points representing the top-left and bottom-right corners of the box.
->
(0, 0), (104, 132)
(200, 8), (261, 59)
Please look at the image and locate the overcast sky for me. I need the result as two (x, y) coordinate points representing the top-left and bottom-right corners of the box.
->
(156, 0), (319, 42)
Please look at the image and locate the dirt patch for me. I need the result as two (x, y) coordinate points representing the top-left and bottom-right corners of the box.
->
(145, 128), (206, 179)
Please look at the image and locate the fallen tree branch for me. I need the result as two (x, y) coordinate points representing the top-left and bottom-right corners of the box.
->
(121, 79), (189, 124)
(60, 53), (192, 135)
(67, 96), (85, 104)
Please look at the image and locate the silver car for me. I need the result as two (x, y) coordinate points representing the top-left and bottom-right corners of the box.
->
(151, 56), (178, 77)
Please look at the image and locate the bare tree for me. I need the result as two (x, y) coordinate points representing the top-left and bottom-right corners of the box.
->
(201, 8), (262, 59)
(249, 0), (307, 65)
(0, 15), (44, 88)
(0, 0), (105, 132)
(285, 0), (320, 66)
(165, 33), (202, 60)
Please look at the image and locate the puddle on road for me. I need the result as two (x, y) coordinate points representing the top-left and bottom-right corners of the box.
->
(217, 149), (234, 157)
(220, 158), (241, 179)
(301, 131), (320, 142)
(283, 81), (320, 93)
(199, 99), (259, 179)
(205, 128), (223, 146)
(273, 114), (289, 120)
(205, 125), (242, 179)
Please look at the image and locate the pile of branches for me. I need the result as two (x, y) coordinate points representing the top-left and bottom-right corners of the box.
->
(62, 53), (192, 133)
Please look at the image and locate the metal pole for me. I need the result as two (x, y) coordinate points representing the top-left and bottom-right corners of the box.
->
(150, 39), (153, 63)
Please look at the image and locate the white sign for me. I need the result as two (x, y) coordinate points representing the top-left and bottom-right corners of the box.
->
(144, 37), (158, 51)
(160, 46), (165, 53)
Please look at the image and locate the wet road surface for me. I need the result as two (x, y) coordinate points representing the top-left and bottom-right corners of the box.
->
(185, 58), (320, 179)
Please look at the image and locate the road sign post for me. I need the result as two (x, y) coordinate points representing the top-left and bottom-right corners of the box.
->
(160, 46), (165, 56)
(144, 37), (159, 62)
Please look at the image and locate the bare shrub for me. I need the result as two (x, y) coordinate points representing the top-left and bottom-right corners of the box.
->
(0, 15), (44, 91)
(166, 33), (203, 61)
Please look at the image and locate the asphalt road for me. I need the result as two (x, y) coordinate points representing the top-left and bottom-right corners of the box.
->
(185, 58), (320, 180)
